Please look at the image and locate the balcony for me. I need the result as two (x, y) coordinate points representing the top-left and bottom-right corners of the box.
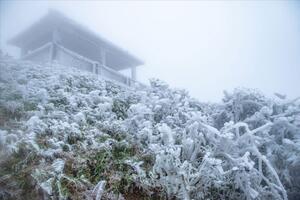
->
(22, 42), (142, 87)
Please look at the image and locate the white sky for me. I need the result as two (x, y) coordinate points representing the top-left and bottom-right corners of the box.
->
(1, 0), (300, 102)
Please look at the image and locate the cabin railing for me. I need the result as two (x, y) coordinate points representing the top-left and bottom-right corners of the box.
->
(56, 43), (137, 87)
(56, 44), (136, 87)
(22, 42), (52, 62)
(22, 42), (142, 87)
(97, 64), (129, 85)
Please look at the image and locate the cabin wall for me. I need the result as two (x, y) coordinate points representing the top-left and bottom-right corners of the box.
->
(56, 28), (131, 71)
(21, 42), (135, 87)
(55, 45), (94, 72)
(19, 27), (136, 71)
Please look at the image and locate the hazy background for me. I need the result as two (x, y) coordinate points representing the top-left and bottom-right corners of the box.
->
(1, 0), (300, 102)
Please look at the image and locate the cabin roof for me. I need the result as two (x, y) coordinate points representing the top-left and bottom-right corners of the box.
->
(8, 10), (144, 69)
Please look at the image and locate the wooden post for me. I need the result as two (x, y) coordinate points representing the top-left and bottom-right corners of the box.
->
(100, 48), (106, 66)
(126, 77), (131, 86)
(49, 29), (59, 62)
(99, 63), (102, 75)
(49, 43), (54, 62)
(131, 66), (137, 81)
(93, 62), (97, 74)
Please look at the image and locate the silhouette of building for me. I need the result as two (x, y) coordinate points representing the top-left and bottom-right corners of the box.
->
(9, 10), (143, 86)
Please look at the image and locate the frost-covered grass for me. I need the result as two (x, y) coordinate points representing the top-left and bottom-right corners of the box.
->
(0, 59), (299, 200)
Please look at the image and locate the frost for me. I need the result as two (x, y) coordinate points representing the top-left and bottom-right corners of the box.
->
(0, 130), (18, 154)
(158, 123), (174, 145)
(40, 178), (54, 195)
(0, 59), (299, 199)
(51, 159), (65, 174)
(74, 112), (86, 125)
(93, 180), (106, 200)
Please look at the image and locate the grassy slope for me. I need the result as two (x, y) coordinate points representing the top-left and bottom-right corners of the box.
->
(0, 59), (299, 200)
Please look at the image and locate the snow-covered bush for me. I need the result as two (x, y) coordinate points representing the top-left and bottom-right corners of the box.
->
(0, 59), (299, 200)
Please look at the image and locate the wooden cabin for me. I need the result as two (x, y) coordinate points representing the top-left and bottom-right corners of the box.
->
(8, 10), (143, 86)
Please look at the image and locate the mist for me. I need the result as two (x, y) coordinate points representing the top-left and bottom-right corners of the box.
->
(1, 0), (300, 102)
(1, 1), (300, 199)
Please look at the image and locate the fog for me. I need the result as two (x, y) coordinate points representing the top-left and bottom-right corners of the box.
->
(1, 0), (300, 102)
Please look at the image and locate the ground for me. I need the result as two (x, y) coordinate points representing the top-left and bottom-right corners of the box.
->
(0, 58), (299, 200)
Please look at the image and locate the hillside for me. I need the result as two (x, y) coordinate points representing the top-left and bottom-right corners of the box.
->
(0, 59), (299, 200)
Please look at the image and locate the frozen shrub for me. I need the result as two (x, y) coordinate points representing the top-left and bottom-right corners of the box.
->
(0, 59), (299, 199)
